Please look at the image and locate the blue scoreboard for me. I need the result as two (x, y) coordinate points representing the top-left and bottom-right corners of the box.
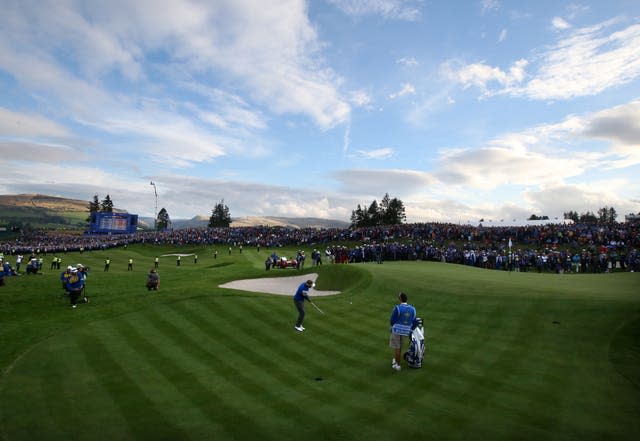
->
(88, 212), (138, 234)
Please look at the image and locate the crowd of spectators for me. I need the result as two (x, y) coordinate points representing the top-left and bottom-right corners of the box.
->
(1, 221), (638, 274)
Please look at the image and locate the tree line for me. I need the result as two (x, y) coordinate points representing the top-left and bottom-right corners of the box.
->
(527, 207), (622, 224)
(563, 207), (618, 224)
(87, 195), (231, 230)
(88, 193), (633, 231)
(350, 193), (406, 228)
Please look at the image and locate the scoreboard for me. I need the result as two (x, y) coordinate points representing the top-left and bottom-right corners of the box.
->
(89, 212), (138, 234)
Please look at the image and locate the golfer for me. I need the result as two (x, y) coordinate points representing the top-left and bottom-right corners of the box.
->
(66, 267), (85, 308)
(293, 279), (314, 332)
(389, 292), (417, 371)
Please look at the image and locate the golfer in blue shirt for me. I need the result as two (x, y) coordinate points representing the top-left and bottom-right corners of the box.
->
(293, 279), (314, 332)
(66, 267), (85, 308)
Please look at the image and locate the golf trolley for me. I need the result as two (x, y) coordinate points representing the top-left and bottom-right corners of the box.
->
(403, 317), (425, 368)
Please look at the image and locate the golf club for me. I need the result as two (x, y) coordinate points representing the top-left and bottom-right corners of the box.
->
(310, 299), (325, 315)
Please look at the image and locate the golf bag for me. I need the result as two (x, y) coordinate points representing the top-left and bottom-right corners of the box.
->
(403, 317), (425, 368)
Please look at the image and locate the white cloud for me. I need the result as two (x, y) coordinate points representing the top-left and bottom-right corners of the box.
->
(566, 4), (590, 20)
(182, 85), (268, 131)
(498, 29), (508, 42)
(481, 0), (500, 15)
(444, 19), (640, 100)
(332, 169), (436, 198)
(0, 141), (83, 163)
(389, 83), (416, 99)
(397, 56), (419, 67)
(551, 17), (572, 30)
(581, 100), (640, 168)
(436, 145), (587, 189)
(0, 161), (140, 203)
(522, 21), (640, 100)
(352, 148), (395, 159)
(0, 0), (350, 132)
(153, 175), (357, 220)
(434, 100), (640, 190)
(442, 59), (528, 93)
(523, 182), (637, 218)
(349, 89), (373, 108)
(0, 108), (70, 138)
(328, 0), (422, 21)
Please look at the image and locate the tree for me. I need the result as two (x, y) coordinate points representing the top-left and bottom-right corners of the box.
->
(597, 206), (608, 224)
(607, 206), (617, 223)
(380, 193), (391, 223)
(367, 200), (381, 226)
(563, 211), (579, 222)
(579, 211), (598, 223)
(384, 196), (406, 225)
(209, 199), (231, 227)
(350, 194), (406, 227)
(350, 204), (365, 228)
(87, 194), (100, 223)
(101, 194), (114, 213)
(156, 208), (171, 230)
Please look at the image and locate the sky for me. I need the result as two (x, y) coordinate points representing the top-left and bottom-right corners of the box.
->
(1, 0), (639, 224)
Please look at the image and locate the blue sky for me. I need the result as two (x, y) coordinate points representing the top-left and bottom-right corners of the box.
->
(1, 0), (639, 223)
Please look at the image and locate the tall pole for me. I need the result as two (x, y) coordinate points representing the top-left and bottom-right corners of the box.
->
(150, 181), (157, 230)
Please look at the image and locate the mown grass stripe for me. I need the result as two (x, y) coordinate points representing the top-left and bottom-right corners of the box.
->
(75, 331), (189, 441)
(95, 307), (286, 439)
(175, 299), (320, 397)
(420, 299), (596, 439)
(112, 313), (257, 440)
(178, 298), (413, 440)
(1, 341), (76, 440)
(234, 297), (439, 439)
(141, 302), (332, 437)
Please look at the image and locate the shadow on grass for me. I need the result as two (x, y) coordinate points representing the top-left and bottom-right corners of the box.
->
(609, 315), (640, 389)
(204, 262), (235, 269)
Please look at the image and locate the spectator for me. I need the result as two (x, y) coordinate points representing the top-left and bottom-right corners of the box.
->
(390, 292), (417, 372)
(146, 268), (160, 291)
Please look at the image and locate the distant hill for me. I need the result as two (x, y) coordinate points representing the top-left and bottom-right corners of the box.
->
(231, 216), (349, 229)
(0, 194), (350, 230)
(158, 215), (349, 229)
(0, 194), (89, 211)
(0, 194), (92, 230)
(0, 194), (130, 230)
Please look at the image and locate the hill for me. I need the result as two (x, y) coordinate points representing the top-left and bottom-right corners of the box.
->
(0, 194), (89, 212)
(144, 215), (349, 229)
(0, 194), (94, 230)
(168, 215), (349, 229)
(0, 194), (350, 230)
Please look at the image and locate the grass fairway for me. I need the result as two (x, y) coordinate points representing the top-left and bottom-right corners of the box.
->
(1, 244), (639, 441)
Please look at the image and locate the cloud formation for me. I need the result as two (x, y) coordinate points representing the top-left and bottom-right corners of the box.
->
(445, 19), (640, 100)
(0, 1), (638, 224)
(328, 0), (422, 21)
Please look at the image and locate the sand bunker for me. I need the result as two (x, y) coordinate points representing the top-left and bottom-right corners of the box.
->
(219, 273), (340, 296)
